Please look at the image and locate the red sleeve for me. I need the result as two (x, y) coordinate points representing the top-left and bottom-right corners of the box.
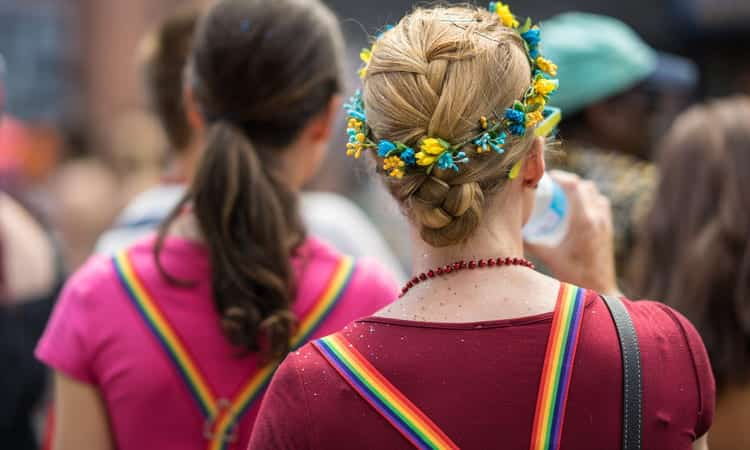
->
(657, 304), (716, 438)
(249, 352), (313, 450)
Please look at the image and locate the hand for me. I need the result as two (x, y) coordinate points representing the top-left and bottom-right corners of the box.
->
(525, 170), (621, 295)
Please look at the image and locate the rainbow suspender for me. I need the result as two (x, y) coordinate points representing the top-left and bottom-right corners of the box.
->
(529, 283), (586, 450)
(313, 283), (586, 450)
(113, 250), (356, 450)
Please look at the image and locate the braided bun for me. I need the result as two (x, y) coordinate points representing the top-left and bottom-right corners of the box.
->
(364, 5), (536, 246)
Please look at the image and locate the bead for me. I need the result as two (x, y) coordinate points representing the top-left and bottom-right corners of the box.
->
(398, 256), (534, 295)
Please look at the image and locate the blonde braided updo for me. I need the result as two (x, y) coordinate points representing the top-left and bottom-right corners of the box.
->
(363, 6), (537, 247)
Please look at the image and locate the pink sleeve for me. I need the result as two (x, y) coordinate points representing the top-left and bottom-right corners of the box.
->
(35, 268), (101, 384)
(658, 304), (716, 438)
(347, 258), (399, 316)
(248, 352), (312, 449)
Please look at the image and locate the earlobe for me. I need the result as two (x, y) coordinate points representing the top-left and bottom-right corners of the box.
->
(522, 137), (546, 188)
(183, 88), (204, 131)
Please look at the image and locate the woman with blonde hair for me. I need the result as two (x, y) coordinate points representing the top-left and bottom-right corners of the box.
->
(35, 1), (398, 449)
(250, 3), (714, 449)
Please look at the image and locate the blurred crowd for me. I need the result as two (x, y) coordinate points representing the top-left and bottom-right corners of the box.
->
(1, 0), (749, 449)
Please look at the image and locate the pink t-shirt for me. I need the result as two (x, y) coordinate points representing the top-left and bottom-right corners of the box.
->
(36, 235), (399, 450)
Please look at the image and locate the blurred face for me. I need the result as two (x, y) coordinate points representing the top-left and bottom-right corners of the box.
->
(284, 95), (341, 190)
(588, 84), (693, 160)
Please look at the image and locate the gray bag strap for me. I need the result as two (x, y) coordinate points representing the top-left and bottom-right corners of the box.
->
(600, 295), (642, 450)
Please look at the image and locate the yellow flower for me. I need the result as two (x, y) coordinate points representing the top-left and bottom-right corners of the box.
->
(356, 133), (366, 143)
(348, 118), (363, 131)
(527, 94), (547, 107)
(346, 143), (362, 159)
(533, 78), (558, 96)
(480, 116), (489, 130)
(359, 46), (374, 79)
(416, 137), (448, 166)
(535, 57), (558, 77)
(525, 110), (544, 128)
(383, 156), (406, 178)
(495, 3), (519, 28)
(389, 167), (405, 179)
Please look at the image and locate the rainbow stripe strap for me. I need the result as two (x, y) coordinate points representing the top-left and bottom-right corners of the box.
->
(313, 334), (459, 450)
(529, 283), (587, 450)
(113, 250), (356, 450)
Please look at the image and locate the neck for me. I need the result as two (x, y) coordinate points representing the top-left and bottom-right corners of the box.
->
(409, 197), (525, 276)
(162, 140), (201, 184)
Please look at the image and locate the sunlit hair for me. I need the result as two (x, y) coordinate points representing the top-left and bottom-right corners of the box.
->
(362, 5), (536, 247)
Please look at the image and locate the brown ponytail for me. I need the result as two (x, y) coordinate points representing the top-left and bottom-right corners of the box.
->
(155, 0), (343, 358)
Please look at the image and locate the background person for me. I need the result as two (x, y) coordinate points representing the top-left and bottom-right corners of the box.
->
(250, 5), (713, 449)
(35, 1), (399, 449)
(541, 12), (698, 283)
(95, 7), (406, 279)
(631, 96), (750, 450)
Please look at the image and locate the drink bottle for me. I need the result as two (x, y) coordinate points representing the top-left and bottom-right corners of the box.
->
(522, 173), (570, 246)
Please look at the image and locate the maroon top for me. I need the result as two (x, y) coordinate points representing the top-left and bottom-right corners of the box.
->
(249, 292), (715, 450)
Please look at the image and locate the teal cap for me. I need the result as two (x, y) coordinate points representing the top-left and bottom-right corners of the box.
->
(540, 12), (658, 115)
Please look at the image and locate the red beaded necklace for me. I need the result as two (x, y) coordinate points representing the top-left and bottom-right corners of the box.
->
(400, 256), (535, 297)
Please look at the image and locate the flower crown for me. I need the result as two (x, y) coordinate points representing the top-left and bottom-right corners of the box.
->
(345, 2), (560, 180)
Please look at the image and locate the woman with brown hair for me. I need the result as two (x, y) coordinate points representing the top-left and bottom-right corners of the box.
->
(250, 4), (714, 449)
(632, 97), (750, 450)
(34, 1), (398, 449)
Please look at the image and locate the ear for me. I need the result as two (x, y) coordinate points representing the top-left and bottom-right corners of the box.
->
(300, 94), (343, 144)
(183, 87), (205, 133)
(522, 137), (545, 187)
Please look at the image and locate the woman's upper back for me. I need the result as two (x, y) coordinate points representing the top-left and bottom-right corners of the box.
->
(250, 288), (714, 449)
(36, 235), (398, 450)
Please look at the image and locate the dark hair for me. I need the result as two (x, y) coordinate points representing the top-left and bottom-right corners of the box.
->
(141, 9), (198, 152)
(156, 0), (343, 359)
(630, 96), (750, 393)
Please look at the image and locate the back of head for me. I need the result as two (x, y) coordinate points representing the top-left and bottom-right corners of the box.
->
(140, 9), (199, 152)
(361, 5), (539, 247)
(633, 96), (750, 392)
(158, 0), (343, 358)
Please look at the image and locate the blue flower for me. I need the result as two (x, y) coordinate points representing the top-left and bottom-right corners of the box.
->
(474, 133), (492, 153)
(400, 147), (416, 166)
(344, 90), (367, 122)
(437, 151), (469, 172)
(378, 140), (397, 157)
(437, 152), (457, 171)
(376, 24), (394, 39)
(521, 28), (541, 48)
(490, 132), (507, 153)
(509, 123), (526, 136)
(505, 108), (525, 124)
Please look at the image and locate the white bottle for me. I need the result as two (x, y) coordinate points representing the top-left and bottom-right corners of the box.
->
(522, 173), (570, 247)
